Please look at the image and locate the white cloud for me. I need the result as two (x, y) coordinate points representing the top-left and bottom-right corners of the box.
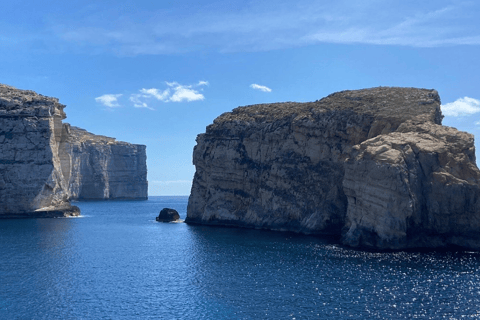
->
(140, 88), (170, 101)
(129, 81), (206, 109)
(130, 87), (170, 109)
(250, 84), (272, 92)
(167, 83), (205, 102)
(165, 81), (179, 87)
(129, 94), (154, 110)
(95, 94), (123, 108)
(441, 97), (480, 117)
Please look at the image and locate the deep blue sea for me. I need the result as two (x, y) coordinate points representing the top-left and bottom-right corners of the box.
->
(1, 196), (480, 319)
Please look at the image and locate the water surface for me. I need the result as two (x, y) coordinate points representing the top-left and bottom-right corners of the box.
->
(1, 196), (480, 319)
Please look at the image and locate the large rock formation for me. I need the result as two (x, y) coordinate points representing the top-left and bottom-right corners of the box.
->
(0, 84), (147, 218)
(342, 121), (480, 249)
(0, 84), (78, 217)
(187, 87), (480, 250)
(61, 125), (147, 200)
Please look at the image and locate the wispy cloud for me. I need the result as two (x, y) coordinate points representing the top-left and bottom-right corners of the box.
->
(441, 97), (480, 117)
(303, 5), (466, 47)
(95, 94), (122, 108)
(129, 81), (207, 109)
(95, 81), (207, 110)
(129, 94), (155, 110)
(250, 84), (272, 92)
(140, 88), (170, 101)
(40, 1), (480, 55)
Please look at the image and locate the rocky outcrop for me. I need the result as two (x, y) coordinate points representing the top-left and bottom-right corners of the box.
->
(187, 87), (480, 250)
(156, 208), (180, 222)
(0, 84), (147, 218)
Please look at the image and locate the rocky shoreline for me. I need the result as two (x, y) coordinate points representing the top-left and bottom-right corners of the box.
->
(0, 205), (81, 218)
(186, 87), (480, 251)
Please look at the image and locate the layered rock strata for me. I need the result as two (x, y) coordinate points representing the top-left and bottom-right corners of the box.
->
(187, 87), (480, 250)
(0, 84), (147, 218)
(61, 125), (148, 200)
(0, 84), (78, 217)
(342, 121), (480, 249)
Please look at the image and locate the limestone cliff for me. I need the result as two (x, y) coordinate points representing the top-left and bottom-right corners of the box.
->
(342, 121), (480, 249)
(0, 84), (78, 217)
(0, 84), (147, 218)
(61, 125), (148, 200)
(187, 87), (480, 250)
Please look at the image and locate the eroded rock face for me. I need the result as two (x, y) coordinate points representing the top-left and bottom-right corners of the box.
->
(62, 125), (148, 200)
(187, 87), (480, 250)
(0, 84), (76, 217)
(0, 84), (148, 218)
(342, 121), (480, 249)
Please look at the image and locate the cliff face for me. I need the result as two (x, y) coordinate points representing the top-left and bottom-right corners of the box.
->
(0, 84), (77, 217)
(0, 84), (147, 218)
(187, 87), (480, 250)
(61, 125), (148, 200)
(342, 121), (480, 249)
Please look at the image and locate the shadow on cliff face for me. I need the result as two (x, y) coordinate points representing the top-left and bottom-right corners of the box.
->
(186, 87), (480, 251)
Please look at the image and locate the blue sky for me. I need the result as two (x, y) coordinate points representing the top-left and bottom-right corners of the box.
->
(1, 0), (480, 195)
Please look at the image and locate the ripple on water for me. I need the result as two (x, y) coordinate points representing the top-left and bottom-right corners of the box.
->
(1, 197), (480, 319)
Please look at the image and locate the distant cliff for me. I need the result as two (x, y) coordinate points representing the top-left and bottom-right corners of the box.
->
(61, 125), (147, 200)
(187, 87), (480, 250)
(0, 84), (147, 218)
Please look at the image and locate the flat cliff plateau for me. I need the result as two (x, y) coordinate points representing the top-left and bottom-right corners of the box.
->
(187, 87), (480, 251)
(0, 84), (147, 218)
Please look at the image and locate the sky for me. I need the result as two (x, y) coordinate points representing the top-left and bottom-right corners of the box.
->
(1, 0), (480, 195)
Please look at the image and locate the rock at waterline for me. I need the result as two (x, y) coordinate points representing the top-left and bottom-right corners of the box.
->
(156, 208), (180, 222)
(186, 86), (480, 251)
(0, 83), (148, 219)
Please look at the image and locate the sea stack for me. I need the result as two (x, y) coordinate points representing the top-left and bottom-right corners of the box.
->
(186, 87), (480, 250)
(0, 84), (148, 218)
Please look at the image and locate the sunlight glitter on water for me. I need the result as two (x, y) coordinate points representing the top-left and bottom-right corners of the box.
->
(1, 196), (480, 319)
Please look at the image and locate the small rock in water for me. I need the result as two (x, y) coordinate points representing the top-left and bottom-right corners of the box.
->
(156, 208), (180, 222)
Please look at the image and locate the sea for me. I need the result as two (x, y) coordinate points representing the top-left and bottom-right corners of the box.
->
(1, 196), (480, 319)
